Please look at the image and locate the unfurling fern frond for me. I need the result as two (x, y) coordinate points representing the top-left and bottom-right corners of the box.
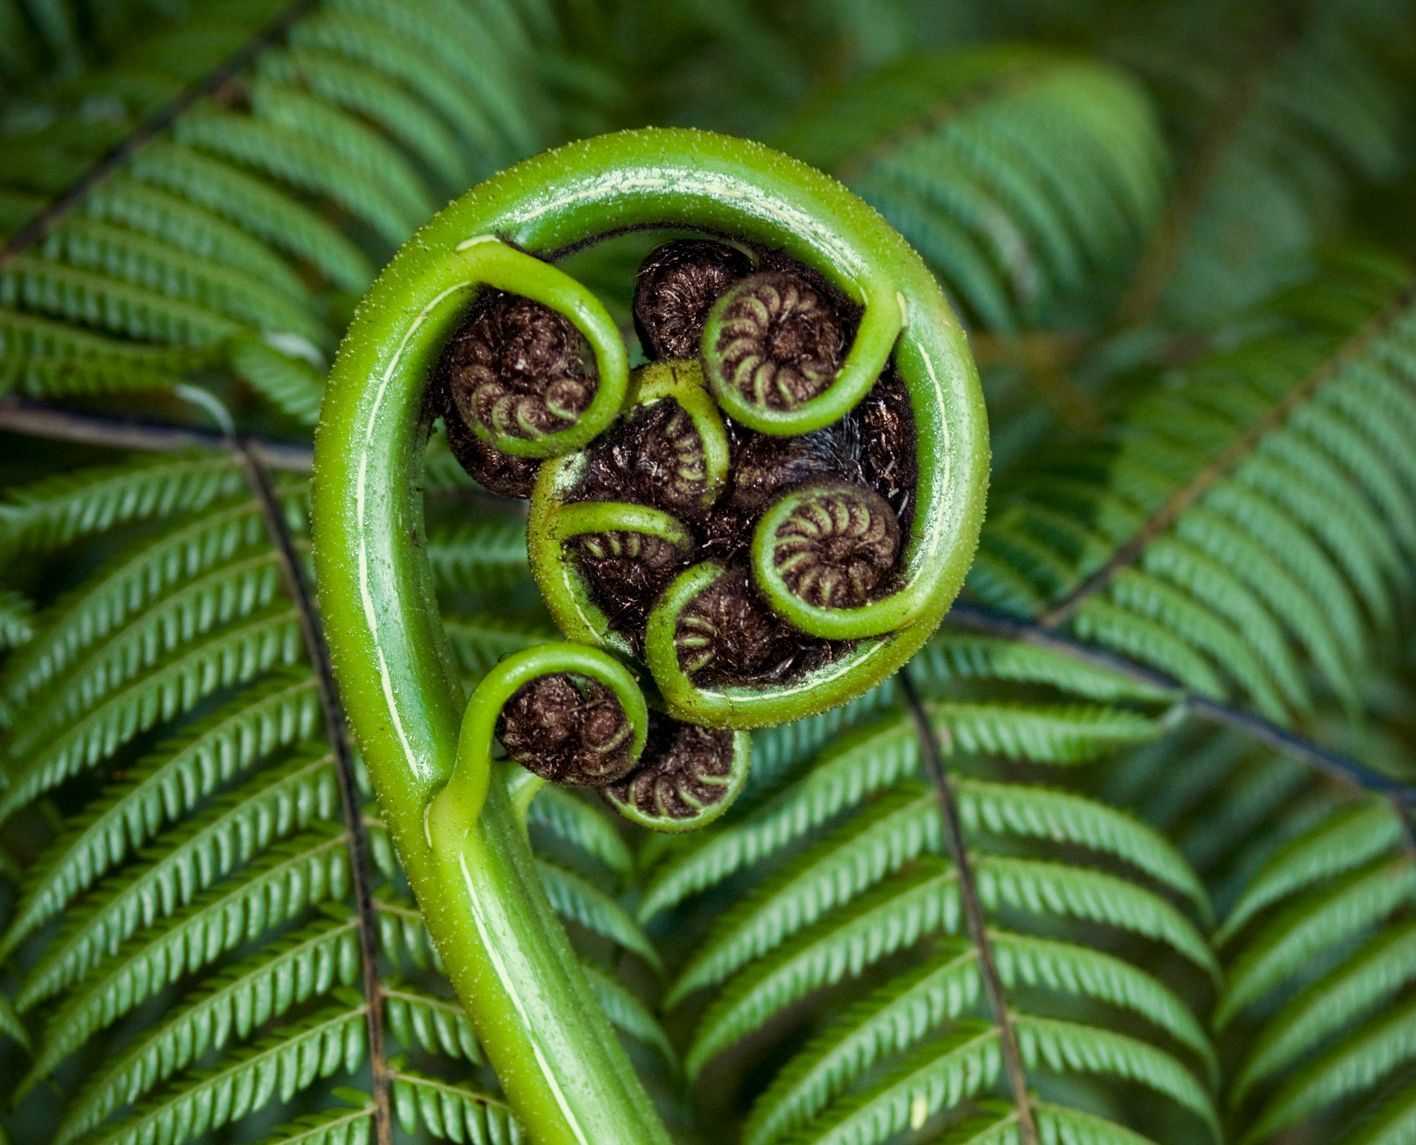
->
(3, 4), (1413, 1142)
(970, 253), (1416, 720)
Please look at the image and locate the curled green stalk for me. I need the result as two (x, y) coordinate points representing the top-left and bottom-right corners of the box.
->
(313, 127), (987, 1144)
(433, 642), (649, 823)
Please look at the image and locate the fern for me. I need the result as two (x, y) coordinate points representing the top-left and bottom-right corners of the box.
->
(0, 0), (549, 421)
(3, 1), (1415, 1142)
(1109, 0), (1416, 325)
(970, 253), (1416, 718)
(776, 45), (1167, 331)
(650, 648), (1218, 1144)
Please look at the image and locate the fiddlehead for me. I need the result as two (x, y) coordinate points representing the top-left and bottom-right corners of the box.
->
(703, 269), (850, 413)
(634, 239), (754, 360)
(313, 127), (987, 1144)
(606, 717), (750, 832)
(443, 293), (599, 444)
(761, 482), (901, 609)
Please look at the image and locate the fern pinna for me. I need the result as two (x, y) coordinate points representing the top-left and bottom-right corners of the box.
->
(2, 1), (1415, 1144)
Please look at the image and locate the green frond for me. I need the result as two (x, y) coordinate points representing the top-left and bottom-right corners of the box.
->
(670, 777), (1203, 1007)
(287, 14), (506, 167)
(741, 947), (983, 1143)
(729, 637), (1030, 802)
(681, 863), (962, 1038)
(19, 827), (349, 1035)
(1218, 857), (1416, 1027)
(254, 1101), (374, 1145)
(0, 671), (320, 949)
(128, 143), (373, 293)
(55, 918), (362, 1142)
(781, 1011), (1217, 1145)
(0, 454), (245, 557)
(996, 933), (1214, 1064)
(780, 1019), (1000, 1145)
(246, 78), (438, 226)
(229, 337), (328, 426)
(11, 749), (336, 989)
(979, 856), (1216, 973)
(946, 1103), (1161, 1145)
(1243, 996), (1416, 1145)
(0, 489), (290, 707)
(8, 549), (288, 743)
(34, 216), (327, 344)
(578, 960), (675, 1065)
(1069, 596), (1226, 697)
(1349, 1082), (1416, 1145)
(778, 45), (1165, 329)
(384, 984), (483, 1066)
(536, 859), (660, 970)
(428, 517), (536, 597)
(0, 309), (211, 395)
(1121, 3), (1414, 323)
(1013, 1018), (1216, 1136)
(258, 49), (466, 187)
(0, 589), (33, 650)
(736, 930), (1208, 1138)
(0, 256), (244, 345)
(84, 999), (367, 1145)
(1217, 800), (1404, 945)
(914, 633), (1172, 705)
(527, 785), (633, 878)
(0, 0), (551, 419)
(0, 606), (303, 820)
(376, 900), (440, 974)
(640, 712), (926, 922)
(0, 992), (26, 1052)
(390, 1068), (522, 1144)
(1168, 507), (1358, 708)
(668, 787), (945, 1006)
(1234, 919), (1416, 1104)
(739, 688), (907, 795)
(975, 257), (1416, 710)
(959, 780), (1208, 914)
(173, 110), (417, 247)
(444, 613), (559, 679)
(930, 701), (1165, 763)
(1107, 566), (1294, 720)
(78, 181), (312, 303)
(674, 851), (1214, 1040)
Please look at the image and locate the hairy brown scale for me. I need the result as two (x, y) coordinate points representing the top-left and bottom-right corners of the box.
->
(444, 293), (597, 441)
(441, 401), (541, 497)
(574, 530), (689, 648)
(673, 569), (838, 685)
(850, 370), (917, 526)
(576, 398), (710, 515)
(771, 485), (901, 608)
(607, 717), (737, 820)
(496, 673), (636, 785)
(712, 271), (846, 410)
(634, 239), (753, 360)
(691, 420), (865, 571)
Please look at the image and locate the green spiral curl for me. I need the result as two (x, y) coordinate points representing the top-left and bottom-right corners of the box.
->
(313, 128), (987, 1145)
